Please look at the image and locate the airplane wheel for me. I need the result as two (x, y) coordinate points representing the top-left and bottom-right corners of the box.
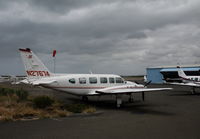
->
(116, 95), (122, 108)
(191, 87), (196, 94)
(82, 96), (88, 101)
(129, 98), (134, 103)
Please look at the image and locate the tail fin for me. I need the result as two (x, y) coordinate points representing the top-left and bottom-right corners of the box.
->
(19, 48), (52, 79)
(177, 66), (187, 79)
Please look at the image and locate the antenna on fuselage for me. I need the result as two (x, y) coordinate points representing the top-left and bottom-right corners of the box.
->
(89, 70), (93, 74)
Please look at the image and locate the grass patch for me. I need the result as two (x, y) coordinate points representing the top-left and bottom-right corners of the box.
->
(0, 86), (96, 121)
(83, 107), (96, 114)
(64, 103), (96, 113)
(15, 89), (28, 102)
(32, 96), (54, 109)
(0, 87), (28, 102)
(0, 87), (15, 96)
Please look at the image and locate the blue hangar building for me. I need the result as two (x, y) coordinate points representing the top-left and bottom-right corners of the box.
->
(146, 65), (200, 84)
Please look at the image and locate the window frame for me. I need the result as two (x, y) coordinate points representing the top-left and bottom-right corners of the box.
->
(116, 77), (124, 83)
(89, 77), (98, 84)
(109, 77), (115, 84)
(69, 78), (76, 84)
(100, 77), (108, 84)
(79, 77), (86, 84)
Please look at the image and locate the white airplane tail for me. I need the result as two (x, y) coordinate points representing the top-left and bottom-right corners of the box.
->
(177, 67), (187, 79)
(19, 48), (53, 79)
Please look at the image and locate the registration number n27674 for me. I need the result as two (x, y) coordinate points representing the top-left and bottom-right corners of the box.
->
(26, 71), (50, 76)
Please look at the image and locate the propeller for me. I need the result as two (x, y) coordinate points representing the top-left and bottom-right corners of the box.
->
(135, 81), (139, 84)
(144, 80), (152, 87)
(142, 80), (152, 101)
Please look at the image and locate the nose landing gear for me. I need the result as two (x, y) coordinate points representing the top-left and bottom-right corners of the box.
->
(116, 95), (122, 108)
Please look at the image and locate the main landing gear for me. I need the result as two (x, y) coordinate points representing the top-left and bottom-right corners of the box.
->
(82, 96), (88, 101)
(191, 87), (196, 94)
(128, 94), (134, 103)
(116, 92), (145, 108)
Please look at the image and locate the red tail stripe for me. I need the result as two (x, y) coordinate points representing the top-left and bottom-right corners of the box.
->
(19, 48), (31, 53)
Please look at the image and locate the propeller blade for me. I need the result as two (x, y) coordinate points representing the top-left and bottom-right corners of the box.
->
(144, 80), (152, 87)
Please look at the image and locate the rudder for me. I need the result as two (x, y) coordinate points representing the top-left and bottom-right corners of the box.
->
(177, 66), (187, 79)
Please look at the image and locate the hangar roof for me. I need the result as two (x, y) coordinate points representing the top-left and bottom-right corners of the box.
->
(160, 67), (200, 72)
(147, 64), (200, 69)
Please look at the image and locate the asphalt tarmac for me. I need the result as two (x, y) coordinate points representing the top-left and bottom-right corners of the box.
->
(0, 84), (200, 139)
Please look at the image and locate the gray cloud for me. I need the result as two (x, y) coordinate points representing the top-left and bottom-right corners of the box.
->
(0, 0), (200, 75)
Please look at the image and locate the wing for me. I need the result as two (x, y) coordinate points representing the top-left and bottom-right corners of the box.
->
(170, 82), (200, 87)
(96, 86), (172, 94)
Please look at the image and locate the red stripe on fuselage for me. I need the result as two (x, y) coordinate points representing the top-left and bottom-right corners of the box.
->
(47, 86), (106, 89)
(180, 77), (200, 84)
(42, 86), (144, 90)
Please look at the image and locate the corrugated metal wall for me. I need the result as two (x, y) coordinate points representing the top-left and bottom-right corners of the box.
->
(146, 68), (163, 83)
(146, 66), (200, 83)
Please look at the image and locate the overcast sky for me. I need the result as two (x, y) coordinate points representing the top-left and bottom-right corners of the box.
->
(0, 0), (200, 75)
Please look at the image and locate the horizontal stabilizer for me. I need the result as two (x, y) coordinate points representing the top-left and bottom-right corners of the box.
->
(31, 80), (57, 85)
(11, 79), (29, 85)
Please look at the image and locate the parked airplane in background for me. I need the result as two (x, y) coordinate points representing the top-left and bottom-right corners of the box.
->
(18, 48), (172, 107)
(171, 66), (200, 94)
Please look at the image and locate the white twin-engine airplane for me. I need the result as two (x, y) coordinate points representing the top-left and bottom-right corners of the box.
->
(19, 48), (172, 107)
(172, 66), (200, 94)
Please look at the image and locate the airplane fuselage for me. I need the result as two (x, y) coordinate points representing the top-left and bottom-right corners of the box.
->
(39, 74), (141, 96)
(18, 48), (172, 107)
(181, 75), (200, 84)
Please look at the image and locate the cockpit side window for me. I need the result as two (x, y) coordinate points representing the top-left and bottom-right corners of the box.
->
(69, 78), (76, 84)
(109, 77), (115, 83)
(100, 77), (108, 83)
(79, 77), (86, 84)
(89, 77), (97, 84)
(116, 77), (124, 83)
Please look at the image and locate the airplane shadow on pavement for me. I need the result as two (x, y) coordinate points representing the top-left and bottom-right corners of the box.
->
(168, 91), (200, 96)
(64, 97), (175, 116)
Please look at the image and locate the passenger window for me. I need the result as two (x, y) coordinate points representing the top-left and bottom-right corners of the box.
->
(109, 77), (115, 83)
(69, 78), (76, 84)
(116, 77), (124, 83)
(89, 77), (97, 84)
(195, 78), (198, 81)
(100, 77), (108, 83)
(79, 77), (86, 84)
